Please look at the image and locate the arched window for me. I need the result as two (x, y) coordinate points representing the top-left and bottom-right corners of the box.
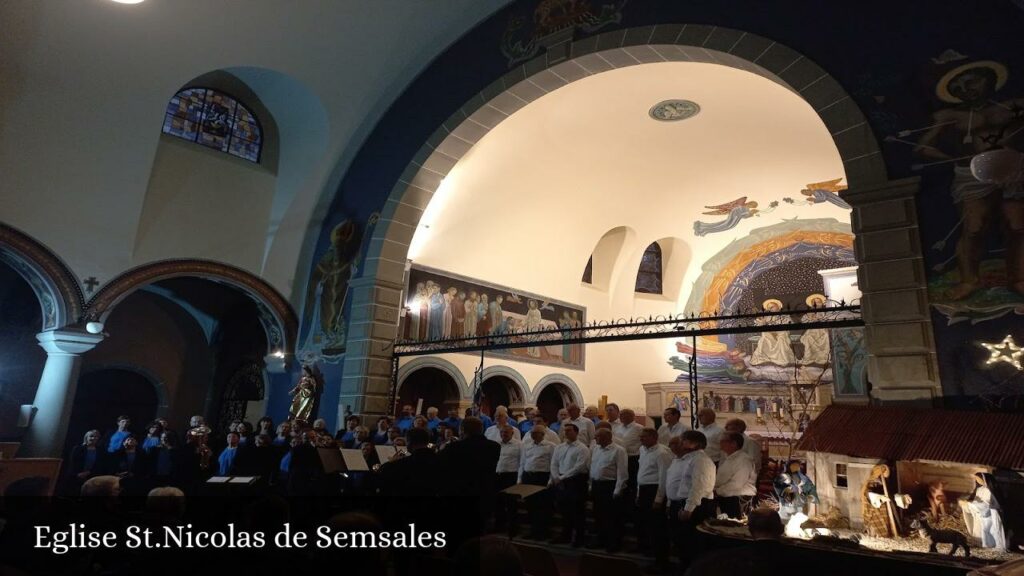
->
(581, 256), (593, 284)
(635, 242), (663, 294)
(161, 88), (262, 163)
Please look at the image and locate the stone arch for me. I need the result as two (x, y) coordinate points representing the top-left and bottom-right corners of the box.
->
(0, 222), (85, 330)
(480, 365), (531, 407)
(363, 28), (885, 288)
(84, 259), (298, 355)
(397, 356), (471, 400)
(532, 373), (584, 406)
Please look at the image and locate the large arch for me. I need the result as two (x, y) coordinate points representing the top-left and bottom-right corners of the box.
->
(341, 27), (890, 415)
(84, 259), (298, 356)
(397, 356), (471, 400)
(364, 29), (885, 289)
(0, 222), (85, 330)
(532, 373), (584, 407)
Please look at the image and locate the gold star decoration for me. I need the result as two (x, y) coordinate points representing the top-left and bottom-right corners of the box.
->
(980, 335), (1023, 370)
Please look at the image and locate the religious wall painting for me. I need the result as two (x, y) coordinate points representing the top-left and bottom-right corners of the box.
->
(669, 232), (859, 389)
(298, 213), (380, 364)
(691, 180), (850, 238)
(889, 52), (1024, 326)
(830, 326), (869, 397)
(404, 265), (586, 370)
(500, 0), (628, 66)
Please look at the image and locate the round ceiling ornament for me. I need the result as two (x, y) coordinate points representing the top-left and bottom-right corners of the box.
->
(649, 99), (701, 122)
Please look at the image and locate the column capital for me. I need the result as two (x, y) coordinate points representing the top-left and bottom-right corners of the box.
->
(36, 328), (104, 356)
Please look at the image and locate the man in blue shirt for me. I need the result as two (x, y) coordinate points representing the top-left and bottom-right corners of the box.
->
(550, 408), (569, 434)
(442, 406), (462, 433)
(519, 406), (537, 436)
(106, 415), (132, 453)
(425, 407), (442, 433)
(466, 407), (493, 429)
(395, 405), (416, 432)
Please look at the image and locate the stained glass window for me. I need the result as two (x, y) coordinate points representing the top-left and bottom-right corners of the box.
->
(161, 88), (262, 163)
(635, 242), (663, 294)
(582, 256), (593, 284)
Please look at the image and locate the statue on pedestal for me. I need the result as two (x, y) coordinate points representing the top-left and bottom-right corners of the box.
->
(289, 365), (324, 425)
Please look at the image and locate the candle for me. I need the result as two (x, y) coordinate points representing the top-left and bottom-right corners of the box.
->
(756, 407), (763, 418)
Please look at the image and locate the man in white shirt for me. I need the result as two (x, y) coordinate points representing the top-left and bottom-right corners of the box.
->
(519, 426), (557, 540)
(697, 408), (724, 463)
(494, 425), (522, 533)
(672, 430), (717, 566)
(605, 403), (621, 427)
(566, 403), (596, 446)
(485, 410), (521, 443)
(714, 431), (757, 519)
(613, 408), (644, 505)
(725, 418), (762, 473)
(658, 406), (688, 446)
(589, 428), (628, 552)
(528, 415), (561, 445)
(550, 422), (590, 547)
(635, 427), (672, 557)
(656, 436), (689, 571)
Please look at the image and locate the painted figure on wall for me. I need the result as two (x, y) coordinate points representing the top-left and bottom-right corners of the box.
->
(800, 178), (851, 209)
(526, 299), (543, 357)
(911, 54), (1024, 314)
(799, 294), (832, 365)
(300, 214), (378, 361)
(428, 282), (444, 341)
(693, 196), (768, 237)
(490, 294), (505, 335)
(750, 299), (797, 366)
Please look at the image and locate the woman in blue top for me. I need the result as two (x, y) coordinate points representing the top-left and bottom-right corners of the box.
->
(218, 432), (241, 476)
(141, 420), (163, 453)
(372, 417), (391, 445)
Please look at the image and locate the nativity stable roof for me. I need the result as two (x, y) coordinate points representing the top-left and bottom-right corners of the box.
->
(795, 405), (1024, 470)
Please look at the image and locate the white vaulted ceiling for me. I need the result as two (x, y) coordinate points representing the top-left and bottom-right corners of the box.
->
(0, 0), (510, 299)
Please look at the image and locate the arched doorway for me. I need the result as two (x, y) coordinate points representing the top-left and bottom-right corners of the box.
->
(398, 367), (461, 416)
(480, 375), (529, 417)
(535, 382), (575, 425)
(66, 368), (159, 455)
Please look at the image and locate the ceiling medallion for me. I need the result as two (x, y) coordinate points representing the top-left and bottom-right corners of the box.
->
(649, 99), (701, 122)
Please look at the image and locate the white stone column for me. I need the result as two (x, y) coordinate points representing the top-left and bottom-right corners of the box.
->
(21, 329), (104, 457)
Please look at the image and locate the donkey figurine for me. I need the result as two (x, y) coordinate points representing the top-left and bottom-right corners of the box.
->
(911, 513), (971, 558)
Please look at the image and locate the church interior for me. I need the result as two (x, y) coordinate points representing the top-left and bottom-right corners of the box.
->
(1, 1), (1023, 575)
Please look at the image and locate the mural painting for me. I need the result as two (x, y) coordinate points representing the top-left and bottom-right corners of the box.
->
(501, 0), (628, 66)
(404, 265), (586, 370)
(298, 213), (379, 363)
(692, 179), (849, 238)
(891, 52), (1024, 326)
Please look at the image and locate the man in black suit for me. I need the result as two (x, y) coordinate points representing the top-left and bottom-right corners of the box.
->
(436, 416), (500, 546)
(378, 426), (441, 575)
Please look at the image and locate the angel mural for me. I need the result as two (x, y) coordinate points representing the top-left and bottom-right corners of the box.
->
(800, 178), (851, 209)
(693, 197), (775, 237)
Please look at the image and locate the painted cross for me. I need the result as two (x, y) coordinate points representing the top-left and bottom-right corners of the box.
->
(84, 277), (99, 293)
